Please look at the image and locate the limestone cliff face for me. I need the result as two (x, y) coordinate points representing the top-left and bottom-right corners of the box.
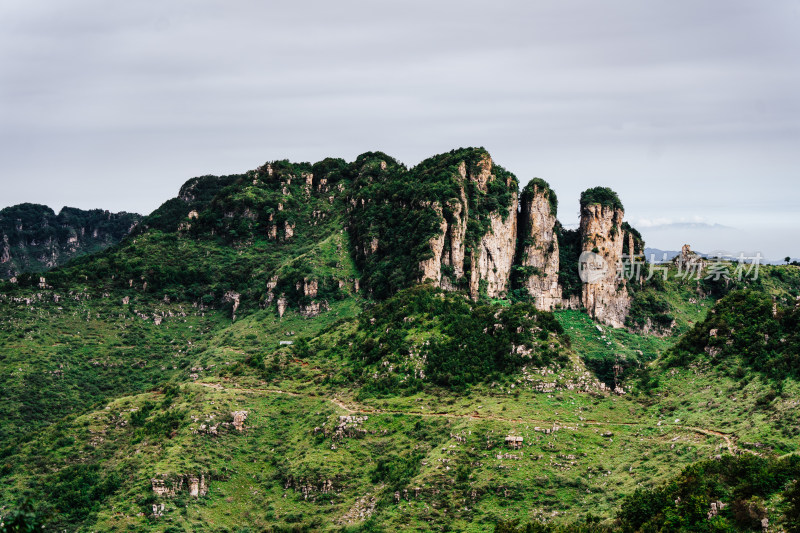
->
(517, 183), (561, 310)
(579, 203), (629, 328)
(469, 191), (518, 298)
(418, 202), (448, 285)
(420, 184), (469, 292)
(418, 155), (518, 299)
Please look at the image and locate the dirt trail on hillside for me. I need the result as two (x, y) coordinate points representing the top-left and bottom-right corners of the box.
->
(199, 382), (301, 396)
(684, 426), (736, 454)
(197, 381), (751, 455)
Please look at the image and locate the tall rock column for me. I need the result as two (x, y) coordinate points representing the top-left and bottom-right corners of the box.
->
(578, 188), (629, 328)
(416, 150), (518, 299)
(517, 180), (562, 310)
(469, 190), (518, 299)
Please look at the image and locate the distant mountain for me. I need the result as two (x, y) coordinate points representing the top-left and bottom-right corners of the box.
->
(643, 247), (713, 262)
(643, 247), (683, 261)
(645, 247), (793, 265)
(0, 203), (142, 278)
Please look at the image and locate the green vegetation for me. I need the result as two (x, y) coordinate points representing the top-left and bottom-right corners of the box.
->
(0, 203), (142, 278)
(621, 222), (644, 256)
(619, 455), (800, 532)
(521, 178), (558, 217)
(579, 187), (624, 211)
(668, 289), (800, 380)
(3, 264), (800, 530)
(348, 147), (518, 298)
(17, 158), (359, 314)
(556, 224), (582, 298)
(626, 290), (675, 333)
(311, 285), (567, 394)
(137, 174), (240, 233)
(2, 149), (800, 531)
(0, 287), (225, 445)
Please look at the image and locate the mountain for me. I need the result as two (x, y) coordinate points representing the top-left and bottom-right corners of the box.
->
(0, 203), (142, 279)
(644, 247), (794, 266)
(6, 149), (643, 328)
(1, 148), (799, 532)
(644, 247), (684, 262)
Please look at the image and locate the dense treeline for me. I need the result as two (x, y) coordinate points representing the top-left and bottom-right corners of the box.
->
(667, 290), (800, 380)
(495, 455), (800, 532)
(556, 224), (582, 298)
(579, 187), (624, 211)
(0, 204), (140, 248)
(618, 455), (800, 532)
(135, 174), (241, 234)
(314, 285), (568, 393)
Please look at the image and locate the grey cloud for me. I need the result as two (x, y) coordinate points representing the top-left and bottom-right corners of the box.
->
(0, 0), (798, 257)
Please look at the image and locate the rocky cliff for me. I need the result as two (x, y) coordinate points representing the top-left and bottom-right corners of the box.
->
(0, 203), (142, 278)
(516, 179), (562, 310)
(577, 188), (629, 328)
(468, 190), (517, 298)
(329, 149), (639, 317)
(412, 159), (637, 321)
(416, 152), (519, 299)
(348, 148), (518, 300)
(2, 149), (642, 329)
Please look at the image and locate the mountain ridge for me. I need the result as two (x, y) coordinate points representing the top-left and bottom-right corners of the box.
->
(2, 147), (799, 532)
(7, 148), (644, 328)
(0, 203), (142, 279)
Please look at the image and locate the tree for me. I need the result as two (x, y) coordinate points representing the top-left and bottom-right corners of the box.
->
(786, 256), (792, 265)
(0, 498), (44, 532)
(786, 479), (800, 533)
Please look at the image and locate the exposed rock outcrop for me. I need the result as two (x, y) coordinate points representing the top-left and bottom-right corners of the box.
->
(469, 191), (518, 299)
(151, 474), (208, 498)
(417, 153), (518, 299)
(302, 278), (318, 298)
(284, 220), (295, 239)
(346, 152), (639, 320)
(517, 181), (561, 310)
(674, 243), (706, 270)
(223, 291), (240, 321)
(419, 203), (449, 286)
(300, 300), (329, 317)
(578, 197), (629, 328)
(265, 276), (278, 305)
(231, 411), (248, 431)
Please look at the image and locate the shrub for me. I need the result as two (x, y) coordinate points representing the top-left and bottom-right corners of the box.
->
(626, 291), (674, 332)
(667, 290), (800, 380)
(338, 286), (567, 394)
(579, 187), (624, 211)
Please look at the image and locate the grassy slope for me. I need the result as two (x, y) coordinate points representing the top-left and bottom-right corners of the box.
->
(1, 355), (727, 532)
(0, 289), (227, 445)
(2, 150), (799, 532)
(3, 263), (799, 531)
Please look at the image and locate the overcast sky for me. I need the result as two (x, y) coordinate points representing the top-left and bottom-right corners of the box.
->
(1, 1), (798, 258)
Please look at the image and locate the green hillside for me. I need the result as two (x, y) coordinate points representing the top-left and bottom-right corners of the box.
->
(1, 150), (799, 532)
